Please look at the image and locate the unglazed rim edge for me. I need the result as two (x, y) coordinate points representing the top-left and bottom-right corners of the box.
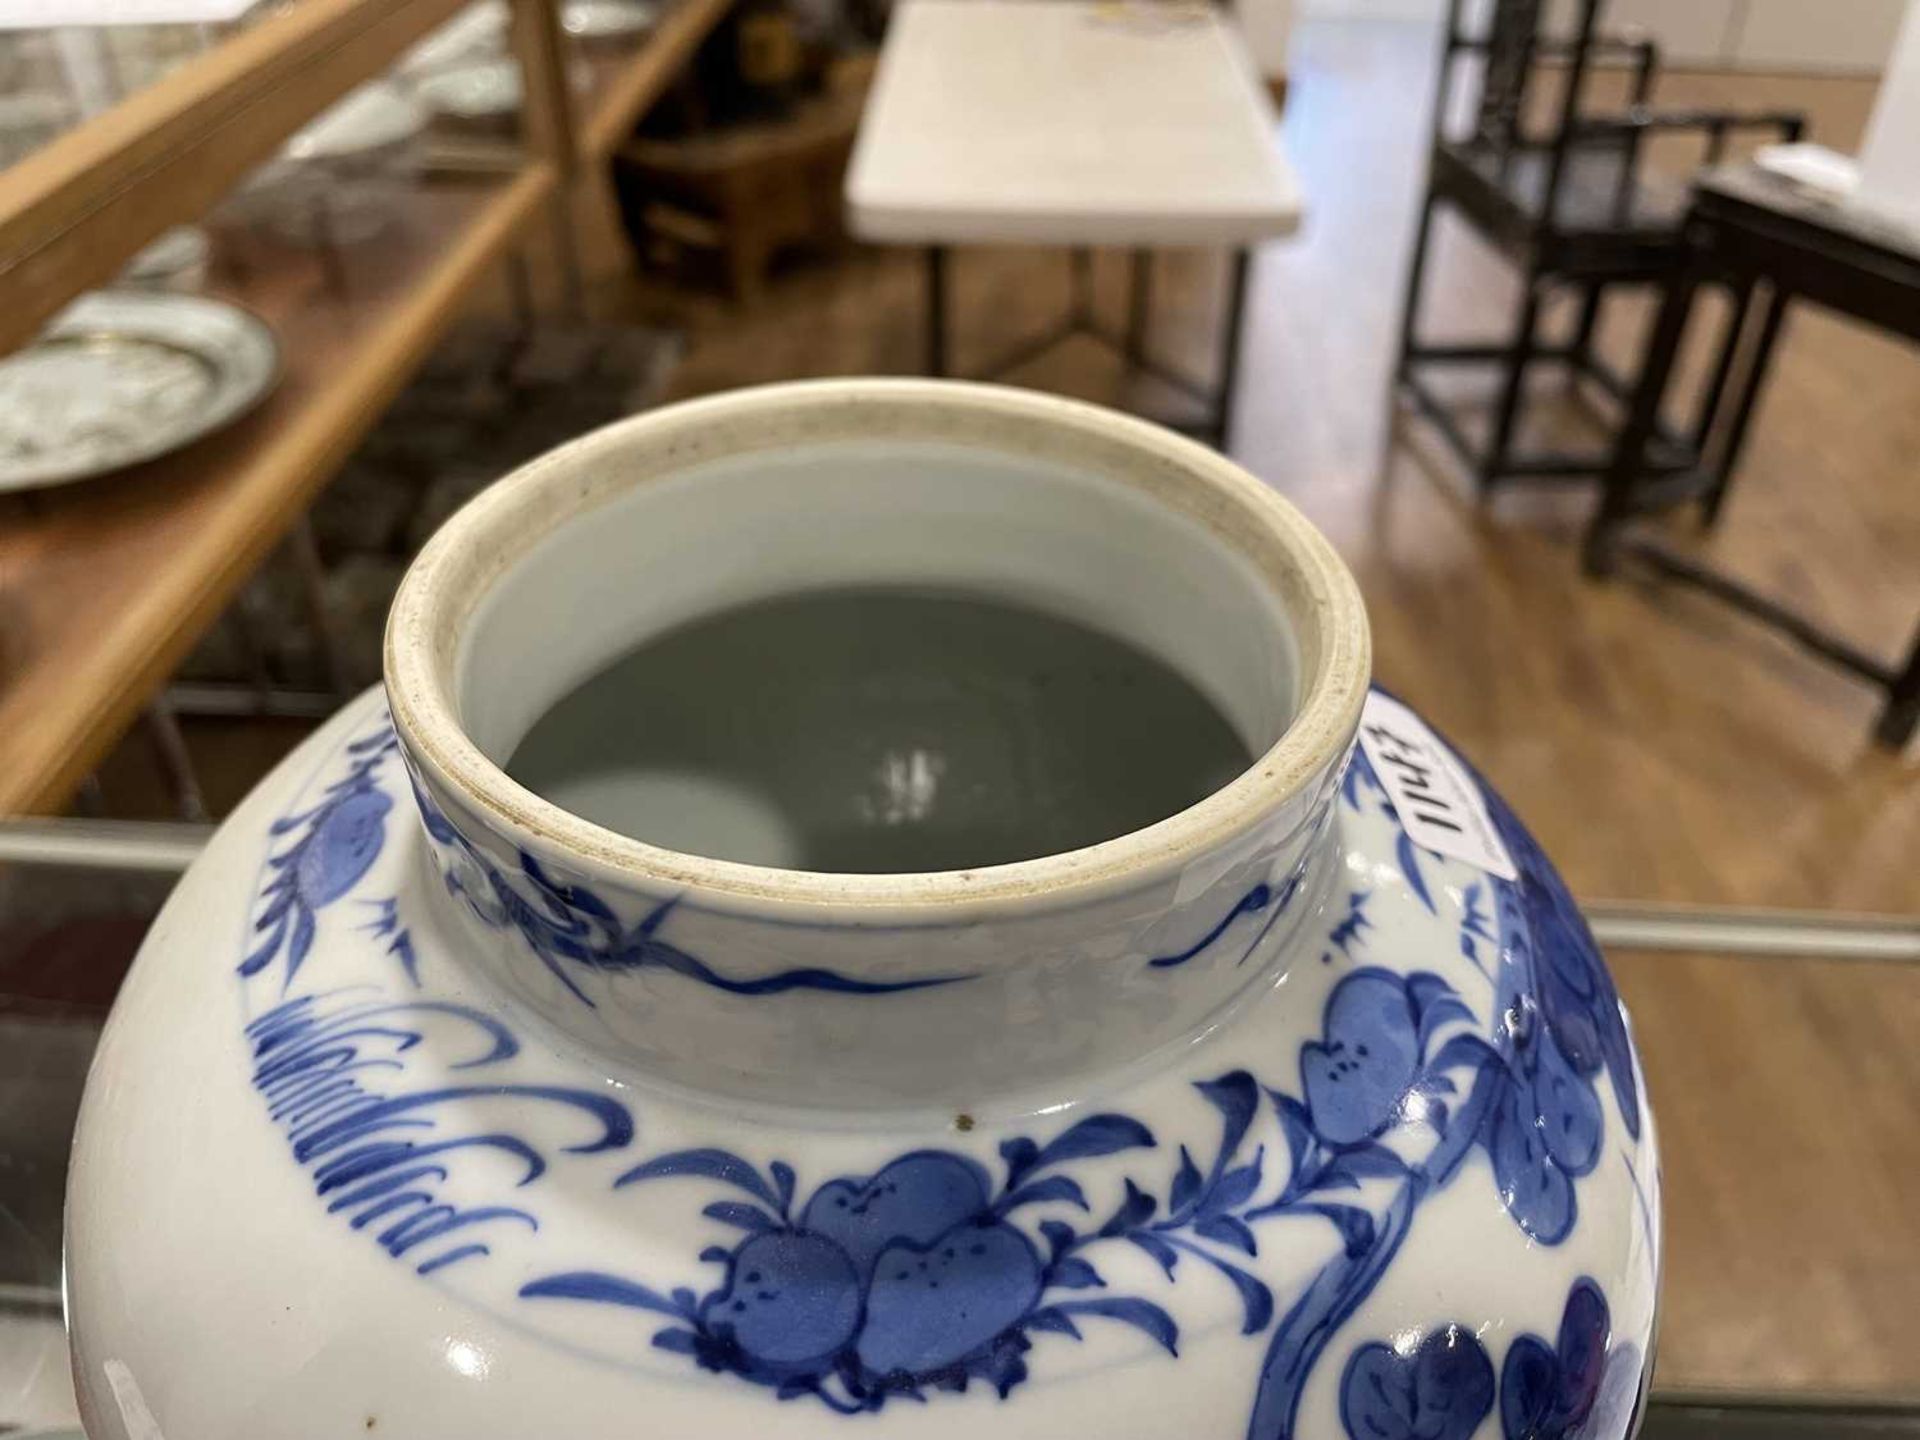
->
(385, 378), (1371, 916)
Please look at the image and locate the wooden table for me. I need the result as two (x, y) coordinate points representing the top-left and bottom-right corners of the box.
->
(845, 0), (1302, 446)
(1587, 163), (1920, 749)
(0, 169), (554, 817)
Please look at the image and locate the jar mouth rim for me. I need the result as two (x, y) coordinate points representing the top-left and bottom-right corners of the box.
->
(385, 379), (1370, 915)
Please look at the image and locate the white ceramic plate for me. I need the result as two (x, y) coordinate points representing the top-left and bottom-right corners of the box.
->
(0, 291), (279, 494)
(414, 58), (524, 122)
(561, 0), (658, 40)
(399, 0), (511, 77)
(119, 225), (212, 291)
(284, 80), (426, 163)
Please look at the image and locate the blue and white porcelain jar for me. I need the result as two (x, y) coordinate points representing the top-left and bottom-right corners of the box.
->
(66, 380), (1658, 1440)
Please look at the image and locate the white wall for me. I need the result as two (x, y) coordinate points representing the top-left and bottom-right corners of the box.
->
(1295, 0), (1907, 74)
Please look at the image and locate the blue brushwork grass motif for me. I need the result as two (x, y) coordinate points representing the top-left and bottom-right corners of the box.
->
(245, 989), (634, 1277)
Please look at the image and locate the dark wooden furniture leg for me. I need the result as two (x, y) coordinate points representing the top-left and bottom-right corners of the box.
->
(926, 245), (948, 377)
(1877, 619), (1920, 748)
(1585, 238), (1704, 576)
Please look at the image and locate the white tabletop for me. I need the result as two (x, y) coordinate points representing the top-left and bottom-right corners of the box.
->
(846, 0), (1303, 246)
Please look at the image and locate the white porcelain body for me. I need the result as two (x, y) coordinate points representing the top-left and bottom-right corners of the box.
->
(67, 383), (1658, 1440)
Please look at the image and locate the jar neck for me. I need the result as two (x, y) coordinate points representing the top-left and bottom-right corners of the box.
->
(400, 733), (1352, 1116)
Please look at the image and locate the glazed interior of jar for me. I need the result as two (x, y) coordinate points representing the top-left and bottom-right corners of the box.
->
(387, 381), (1368, 906)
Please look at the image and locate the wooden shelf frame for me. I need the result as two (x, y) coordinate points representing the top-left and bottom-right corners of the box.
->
(0, 166), (557, 817)
(0, 0), (475, 356)
(576, 0), (736, 159)
(0, 0), (738, 818)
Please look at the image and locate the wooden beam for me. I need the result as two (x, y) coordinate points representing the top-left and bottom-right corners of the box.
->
(579, 0), (736, 159)
(0, 0), (470, 354)
(0, 164), (557, 817)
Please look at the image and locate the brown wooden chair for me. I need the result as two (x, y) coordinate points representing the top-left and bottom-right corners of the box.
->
(1394, 0), (1804, 495)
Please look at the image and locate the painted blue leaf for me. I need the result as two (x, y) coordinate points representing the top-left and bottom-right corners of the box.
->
(238, 917), (287, 976)
(1170, 1146), (1203, 1215)
(1531, 1031), (1604, 1178)
(521, 1270), (687, 1318)
(1053, 1299), (1178, 1356)
(1048, 1257), (1105, 1290)
(287, 906), (316, 978)
(1328, 1144), (1407, 1181)
(616, 1148), (780, 1207)
(1395, 831), (1437, 913)
(1313, 1166), (1363, 1193)
(1416, 996), (1476, 1050)
(702, 1201), (779, 1233)
(1025, 1307), (1083, 1340)
(1210, 1152), (1265, 1211)
(377, 924), (417, 980)
(1207, 1254), (1274, 1334)
(1100, 1179), (1157, 1236)
(1000, 1136), (1042, 1185)
(1306, 1203), (1376, 1256)
(1269, 1091), (1315, 1176)
(1556, 1278), (1612, 1423)
(1126, 1231), (1179, 1278)
(1341, 1327), (1495, 1440)
(1498, 1334), (1560, 1440)
(770, 1161), (797, 1212)
(671, 1286), (698, 1314)
(1039, 1219), (1078, 1262)
(700, 1245), (730, 1264)
(1428, 1032), (1499, 1075)
(1032, 1114), (1156, 1172)
(1488, 1079), (1576, 1244)
(1194, 1070), (1260, 1160)
(1194, 1213), (1258, 1256)
(1405, 972), (1456, 1018)
(1002, 1175), (1089, 1213)
(651, 1328), (700, 1356)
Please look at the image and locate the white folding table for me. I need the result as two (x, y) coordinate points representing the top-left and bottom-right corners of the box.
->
(846, 0), (1304, 445)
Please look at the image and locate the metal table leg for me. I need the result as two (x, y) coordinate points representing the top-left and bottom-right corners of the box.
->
(143, 694), (208, 824)
(1213, 247), (1253, 451)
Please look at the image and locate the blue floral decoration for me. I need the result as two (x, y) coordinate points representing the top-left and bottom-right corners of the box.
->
(1339, 1278), (1641, 1440)
(522, 965), (1489, 1416)
(240, 728), (401, 988)
(237, 699), (1650, 1435)
(1342, 748), (1640, 1245)
(1500, 1278), (1642, 1440)
(408, 774), (975, 1005)
(1484, 788), (1641, 1142)
(1340, 1325), (1496, 1440)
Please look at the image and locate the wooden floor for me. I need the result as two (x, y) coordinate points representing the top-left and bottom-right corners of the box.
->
(580, 19), (1919, 916)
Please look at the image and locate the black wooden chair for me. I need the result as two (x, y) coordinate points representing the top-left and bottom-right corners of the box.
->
(1394, 0), (1805, 495)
